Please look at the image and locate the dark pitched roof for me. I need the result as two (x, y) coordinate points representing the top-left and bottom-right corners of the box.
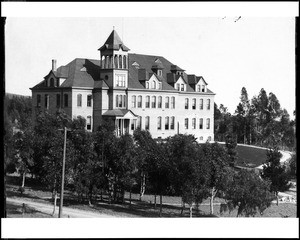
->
(98, 30), (130, 51)
(32, 53), (214, 94)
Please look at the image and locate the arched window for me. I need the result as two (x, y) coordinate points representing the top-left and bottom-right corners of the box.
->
(158, 96), (162, 108)
(122, 95), (126, 108)
(119, 55), (122, 69)
(171, 97), (175, 109)
(152, 80), (156, 89)
(192, 118), (196, 129)
(123, 55), (127, 69)
(36, 94), (41, 107)
(145, 116), (150, 130)
(77, 94), (82, 107)
(146, 96), (150, 108)
(138, 95), (142, 108)
(105, 56), (109, 69)
(207, 99), (211, 110)
(185, 98), (189, 109)
(132, 95), (136, 108)
(206, 118), (210, 129)
(165, 117), (169, 130)
(119, 95), (123, 107)
(137, 116), (142, 129)
(157, 117), (162, 130)
(170, 117), (175, 130)
(114, 55), (118, 68)
(192, 98), (196, 110)
(45, 94), (49, 109)
(50, 78), (55, 87)
(110, 55), (113, 68)
(200, 99), (203, 110)
(165, 96), (169, 108)
(199, 118), (203, 129)
(152, 96), (156, 108)
(185, 118), (189, 129)
(207, 136), (212, 142)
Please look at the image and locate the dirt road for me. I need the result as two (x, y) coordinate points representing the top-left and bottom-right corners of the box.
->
(7, 197), (114, 218)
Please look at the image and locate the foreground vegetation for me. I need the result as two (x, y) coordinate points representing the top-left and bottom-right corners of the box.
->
(6, 174), (296, 218)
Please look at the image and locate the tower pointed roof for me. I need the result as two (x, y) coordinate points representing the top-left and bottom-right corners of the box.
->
(98, 30), (130, 51)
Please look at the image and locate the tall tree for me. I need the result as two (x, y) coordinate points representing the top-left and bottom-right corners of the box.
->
(223, 169), (274, 217)
(201, 142), (233, 215)
(225, 134), (238, 167)
(261, 147), (291, 205)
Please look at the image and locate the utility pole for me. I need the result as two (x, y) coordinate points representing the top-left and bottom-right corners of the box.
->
(58, 127), (67, 218)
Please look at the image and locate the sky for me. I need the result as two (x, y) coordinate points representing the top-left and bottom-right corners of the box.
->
(5, 16), (296, 118)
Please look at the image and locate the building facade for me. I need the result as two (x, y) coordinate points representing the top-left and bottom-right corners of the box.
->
(31, 30), (215, 142)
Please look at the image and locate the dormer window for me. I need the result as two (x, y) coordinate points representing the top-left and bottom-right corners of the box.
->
(152, 80), (156, 89)
(146, 82), (149, 89)
(202, 85), (206, 92)
(177, 83), (180, 91)
(181, 84), (184, 91)
(197, 85), (201, 92)
(157, 69), (162, 76)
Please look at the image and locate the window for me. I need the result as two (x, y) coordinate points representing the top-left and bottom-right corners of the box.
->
(171, 97), (175, 109)
(207, 99), (211, 110)
(157, 117), (162, 130)
(119, 55), (122, 69)
(151, 96), (156, 108)
(146, 82), (149, 89)
(145, 116), (150, 130)
(146, 96), (150, 108)
(37, 94), (41, 107)
(45, 94), (49, 109)
(64, 94), (68, 107)
(197, 85), (201, 92)
(158, 69), (162, 76)
(132, 95), (136, 108)
(199, 118), (203, 129)
(114, 55), (118, 68)
(87, 95), (92, 107)
(185, 98), (189, 109)
(50, 78), (55, 87)
(200, 136), (203, 141)
(158, 82), (161, 89)
(138, 95), (142, 108)
(123, 95), (126, 108)
(207, 136), (212, 142)
(200, 99), (203, 110)
(137, 116), (142, 129)
(56, 94), (60, 108)
(192, 98), (196, 110)
(131, 119), (136, 131)
(165, 96), (169, 108)
(87, 116), (92, 130)
(181, 84), (184, 91)
(119, 95), (123, 108)
(77, 94), (82, 107)
(177, 83), (180, 91)
(202, 85), (205, 92)
(185, 118), (189, 129)
(158, 96), (162, 108)
(116, 95), (119, 107)
(206, 118), (210, 129)
(165, 117), (169, 130)
(192, 118), (196, 129)
(152, 80), (156, 89)
(116, 74), (125, 87)
(123, 56), (127, 69)
(170, 117), (175, 130)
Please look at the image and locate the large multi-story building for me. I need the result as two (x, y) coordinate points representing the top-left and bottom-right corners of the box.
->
(31, 29), (215, 142)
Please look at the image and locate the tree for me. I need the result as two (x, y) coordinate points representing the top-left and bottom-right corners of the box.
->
(261, 147), (291, 205)
(201, 142), (233, 215)
(223, 169), (274, 217)
(32, 110), (75, 215)
(166, 134), (207, 217)
(225, 134), (238, 167)
(12, 129), (35, 192)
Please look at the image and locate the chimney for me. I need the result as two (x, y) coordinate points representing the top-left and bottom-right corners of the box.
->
(52, 59), (57, 71)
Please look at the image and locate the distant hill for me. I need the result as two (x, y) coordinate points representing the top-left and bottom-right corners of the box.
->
(5, 93), (31, 99)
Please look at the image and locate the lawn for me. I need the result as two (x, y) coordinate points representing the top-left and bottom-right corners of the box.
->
(218, 143), (269, 168)
(5, 174), (297, 218)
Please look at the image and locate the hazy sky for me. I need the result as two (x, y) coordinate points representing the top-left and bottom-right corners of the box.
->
(4, 15), (296, 119)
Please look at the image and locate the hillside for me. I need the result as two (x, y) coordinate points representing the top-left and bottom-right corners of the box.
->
(5, 92), (31, 99)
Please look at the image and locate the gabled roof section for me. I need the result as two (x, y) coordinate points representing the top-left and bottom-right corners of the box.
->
(98, 30), (130, 51)
(102, 109), (138, 119)
(197, 76), (208, 85)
